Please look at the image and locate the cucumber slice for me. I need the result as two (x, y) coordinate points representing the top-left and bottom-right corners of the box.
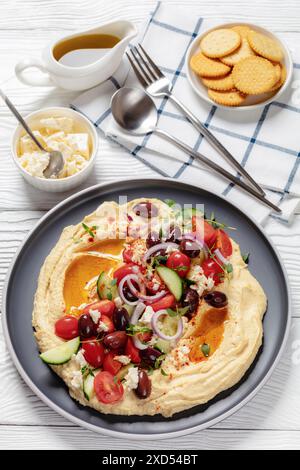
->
(156, 266), (183, 301)
(155, 338), (172, 354)
(83, 373), (94, 401)
(116, 364), (133, 381)
(97, 271), (118, 300)
(40, 336), (80, 365)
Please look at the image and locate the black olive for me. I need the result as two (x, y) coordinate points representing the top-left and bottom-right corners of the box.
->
(165, 225), (182, 244)
(78, 314), (95, 338)
(146, 231), (161, 248)
(181, 288), (199, 318)
(141, 347), (162, 367)
(135, 369), (152, 399)
(204, 291), (228, 308)
(180, 239), (200, 258)
(112, 307), (130, 331)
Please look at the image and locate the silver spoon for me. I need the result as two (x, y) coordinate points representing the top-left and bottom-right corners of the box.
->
(111, 87), (281, 214)
(0, 89), (64, 178)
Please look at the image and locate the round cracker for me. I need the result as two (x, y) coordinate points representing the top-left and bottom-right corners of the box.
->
(231, 25), (252, 39)
(200, 28), (241, 58)
(202, 73), (234, 91)
(190, 52), (231, 77)
(232, 56), (277, 94)
(208, 89), (247, 106)
(269, 65), (287, 92)
(247, 31), (283, 62)
(221, 38), (255, 66)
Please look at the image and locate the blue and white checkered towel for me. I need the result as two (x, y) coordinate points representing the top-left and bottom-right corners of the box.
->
(72, 2), (300, 225)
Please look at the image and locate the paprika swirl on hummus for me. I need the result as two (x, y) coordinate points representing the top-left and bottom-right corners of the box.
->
(33, 198), (267, 417)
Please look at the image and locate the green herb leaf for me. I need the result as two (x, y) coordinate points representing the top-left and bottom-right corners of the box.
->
(106, 291), (113, 301)
(126, 324), (152, 336)
(110, 278), (117, 286)
(183, 278), (196, 287)
(81, 365), (87, 375)
(147, 367), (154, 376)
(152, 255), (168, 267)
(154, 354), (166, 369)
(113, 375), (118, 384)
(161, 368), (168, 376)
(164, 199), (176, 208)
(82, 222), (96, 238)
(225, 263), (233, 274)
(166, 306), (190, 317)
(201, 343), (210, 357)
(242, 252), (250, 264)
(205, 212), (236, 231)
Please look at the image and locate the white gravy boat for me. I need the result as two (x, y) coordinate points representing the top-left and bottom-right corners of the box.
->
(15, 20), (137, 91)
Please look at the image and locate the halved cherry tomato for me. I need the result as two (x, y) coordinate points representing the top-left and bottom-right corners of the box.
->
(125, 337), (141, 364)
(55, 315), (79, 340)
(149, 294), (176, 312)
(166, 251), (191, 278)
(94, 371), (124, 404)
(123, 248), (133, 263)
(99, 314), (115, 334)
(82, 339), (105, 368)
(201, 258), (224, 286)
(83, 300), (115, 318)
(214, 229), (232, 257)
(113, 263), (139, 284)
(192, 217), (217, 248)
(103, 352), (122, 375)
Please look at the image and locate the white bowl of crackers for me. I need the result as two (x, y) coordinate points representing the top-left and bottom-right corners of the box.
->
(186, 22), (292, 109)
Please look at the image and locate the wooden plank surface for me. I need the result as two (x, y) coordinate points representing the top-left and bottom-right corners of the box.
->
(0, 0), (299, 450)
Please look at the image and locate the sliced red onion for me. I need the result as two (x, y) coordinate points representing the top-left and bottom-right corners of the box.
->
(130, 302), (149, 350)
(127, 278), (166, 303)
(143, 242), (179, 262)
(118, 274), (141, 306)
(151, 309), (183, 342)
(214, 248), (229, 266)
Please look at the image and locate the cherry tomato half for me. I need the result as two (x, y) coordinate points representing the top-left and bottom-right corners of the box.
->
(103, 352), (122, 376)
(99, 314), (115, 334)
(149, 294), (176, 312)
(201, 258), (224, 286)
(166, 251), (191, 278)
(94, 371), (124, 404)
(125, 337), (141, 364)
(83, 300), (115, 318)
(82, 339), (105, 368)
(55, 315), (79, 340)
(113, 263), (139, 284)
(122, 248), (134, 263)
(192, 217), (217, 248)
(214, 229), (232, 258)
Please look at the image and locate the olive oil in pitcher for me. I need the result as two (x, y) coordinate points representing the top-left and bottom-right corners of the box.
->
(53, 34), (120, 67)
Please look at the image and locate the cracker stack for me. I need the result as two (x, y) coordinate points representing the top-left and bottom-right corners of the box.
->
(190, 26), (286, 107)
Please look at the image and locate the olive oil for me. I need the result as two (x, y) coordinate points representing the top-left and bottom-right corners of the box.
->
(53, 33), (120, 67)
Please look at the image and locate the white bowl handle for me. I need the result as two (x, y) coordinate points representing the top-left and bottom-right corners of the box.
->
(15, 58), (54, 87)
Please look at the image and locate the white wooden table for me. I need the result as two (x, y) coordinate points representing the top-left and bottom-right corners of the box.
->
(0, 0), (299, 450)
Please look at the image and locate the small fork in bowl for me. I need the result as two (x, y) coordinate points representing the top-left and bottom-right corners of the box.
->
(126, 44), (265, 197)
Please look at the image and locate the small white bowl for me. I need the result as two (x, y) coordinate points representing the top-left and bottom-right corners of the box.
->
(185, 22), (293, 111)
(11, 106), (98, 192)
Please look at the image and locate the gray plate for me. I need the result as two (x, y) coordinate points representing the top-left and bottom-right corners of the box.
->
(2, 178), (291, 440)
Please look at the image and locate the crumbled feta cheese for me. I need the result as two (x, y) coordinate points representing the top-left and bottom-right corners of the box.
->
(115, 355), (131, 365)
(140, 306), (154, 326)
(70, 302), (88, 313)
(114, 296), (123, 309)
(40, 116), (73, 133)
(97, 321), (109, 333)
(65, 133), (89, 159)
(89, 308), (100, 324)
(70, 371), (83, 390)
(124, 367), (139, 390)
(188, 264), (214, 296)
(176, 345), (190, 366)
(19, 151), (49, 178)
(75, 349), (87, 368)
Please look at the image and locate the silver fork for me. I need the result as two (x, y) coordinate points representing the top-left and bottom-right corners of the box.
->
(126, 44), (265, 197)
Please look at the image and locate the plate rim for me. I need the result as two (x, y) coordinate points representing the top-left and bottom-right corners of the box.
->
(1, 177), (292, 440)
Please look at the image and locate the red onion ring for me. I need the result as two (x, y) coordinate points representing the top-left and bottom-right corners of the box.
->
(151, 309), (183, 342)
(214, 248), (229, 266)
(143, 242), (179, 263)
(130, 302), (149, 350)
(127, 278), (166, 303)
(118, 274), (141, 306)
